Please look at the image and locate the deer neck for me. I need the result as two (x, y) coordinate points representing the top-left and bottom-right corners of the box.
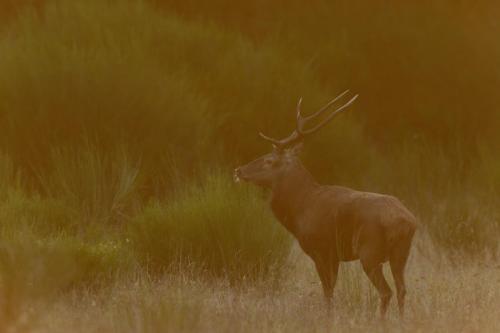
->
(270, 162), (317, 234)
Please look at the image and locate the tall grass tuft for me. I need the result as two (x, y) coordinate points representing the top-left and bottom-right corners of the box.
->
(0, 153), (20, 202)
(38, 144), (141, 227)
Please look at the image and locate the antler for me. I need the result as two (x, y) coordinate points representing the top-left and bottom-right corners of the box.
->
(260, 90), (358, 149)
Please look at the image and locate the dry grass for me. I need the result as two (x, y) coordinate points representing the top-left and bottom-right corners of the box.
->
(15, 233), (500, 333)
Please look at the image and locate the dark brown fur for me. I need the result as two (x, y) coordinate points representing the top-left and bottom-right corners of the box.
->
(235, 146), (417, 317)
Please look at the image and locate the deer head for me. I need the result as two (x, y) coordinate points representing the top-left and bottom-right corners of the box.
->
(234, 90), (358, 188)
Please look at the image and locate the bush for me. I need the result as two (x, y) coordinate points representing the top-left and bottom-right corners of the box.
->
(129, 170), (291, 280)
(0, 0), (371, 188)
(0, 230), (134, 328)
(38, 144), (141, 226)
(0, 189), (78, 235)
(0, 152), (21, 199)
(0, 0), (498, 269)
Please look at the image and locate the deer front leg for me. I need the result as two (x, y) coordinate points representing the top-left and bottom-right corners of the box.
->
(314, 258), (339, 308)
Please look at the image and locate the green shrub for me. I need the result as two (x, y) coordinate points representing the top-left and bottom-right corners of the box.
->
(0, 0), (371, 187)
(0, 0), (215, 176)
(38, 144), (141, 226)
(0, 230), (135, 327)
(155, 0), (500, 147)
(0, 0), (497, 267)
(0, 152), (22, 199)
(0, 189), (78, 235)
(129, 170), (291, 280)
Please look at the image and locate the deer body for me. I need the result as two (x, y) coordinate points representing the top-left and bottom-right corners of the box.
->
(270, 162), (416, 313)
(272, 164), (416, 262)
(234, 91), (417, 317)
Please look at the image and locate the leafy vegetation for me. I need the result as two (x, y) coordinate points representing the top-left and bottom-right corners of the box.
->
(129, 171), (290, 279)
(0, 0), (499, 331)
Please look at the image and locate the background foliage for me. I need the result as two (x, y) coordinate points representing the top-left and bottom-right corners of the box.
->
(0, 1), (499, 328)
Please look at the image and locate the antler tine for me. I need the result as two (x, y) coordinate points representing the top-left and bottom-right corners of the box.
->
(259, 91), (358, 148)
(295, 97), (306, 134)
(258, 98), (305, 149)
(300, 94), (358, 135)
(299, 90), (350, 123)
(259, 132), (281, 145)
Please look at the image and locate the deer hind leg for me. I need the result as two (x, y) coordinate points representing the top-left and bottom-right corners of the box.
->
(359, 245), (392, 318)
(389, 257), (407, 317)
(389, 232), (414, 317)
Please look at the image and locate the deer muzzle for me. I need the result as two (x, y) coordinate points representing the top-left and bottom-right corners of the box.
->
(233, 168), (242, 183)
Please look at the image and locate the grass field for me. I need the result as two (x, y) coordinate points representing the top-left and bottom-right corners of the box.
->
(10, 237), (500, 332)
(1, 0), (499, 332)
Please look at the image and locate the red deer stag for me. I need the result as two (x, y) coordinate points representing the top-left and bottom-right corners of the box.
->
(234, 91), (417, 318)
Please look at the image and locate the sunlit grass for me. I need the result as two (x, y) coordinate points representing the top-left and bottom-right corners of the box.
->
(26, 239), (500, 333)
